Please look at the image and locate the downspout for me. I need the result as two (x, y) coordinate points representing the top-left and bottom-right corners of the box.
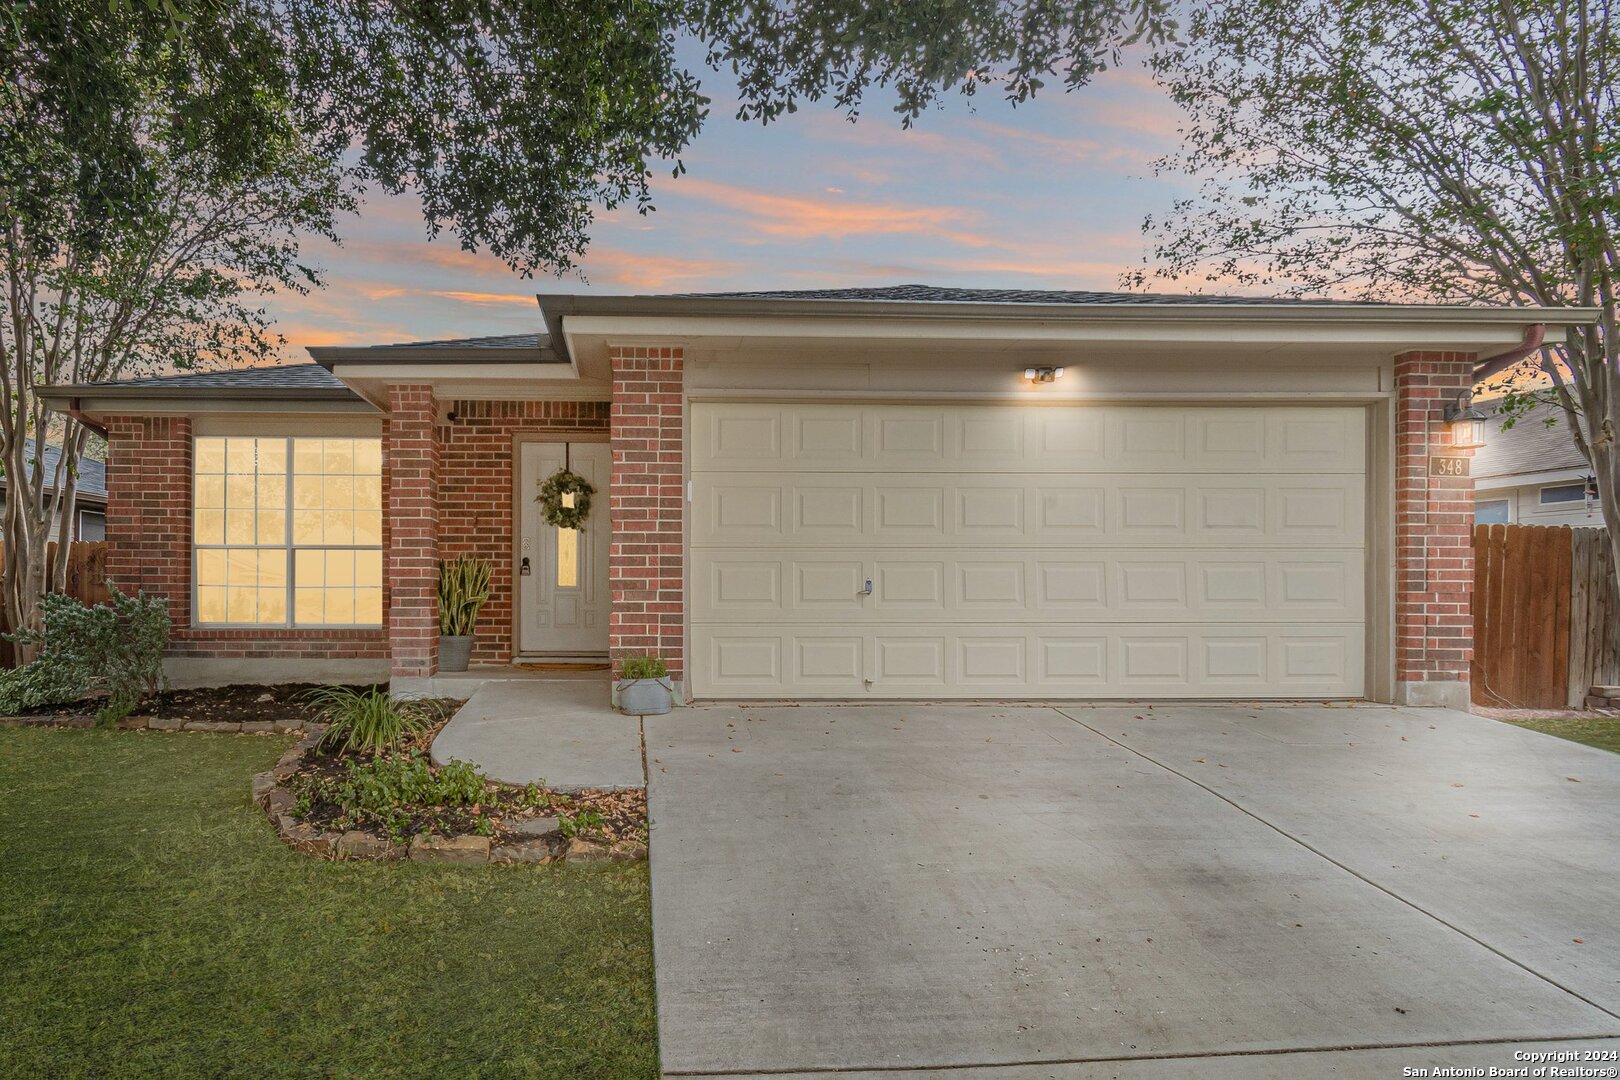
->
(64, 398), (107, 439)
(1472, 323), (1546, 385)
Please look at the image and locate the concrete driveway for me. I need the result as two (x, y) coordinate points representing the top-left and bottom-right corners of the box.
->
(645, 704), (1620, 1078)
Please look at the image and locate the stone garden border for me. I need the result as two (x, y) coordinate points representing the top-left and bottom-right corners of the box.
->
(251, 729), (647, 865)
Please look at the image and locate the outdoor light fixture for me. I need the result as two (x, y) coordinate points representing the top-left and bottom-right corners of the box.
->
(1442, 389), (1488, 449)
(1023, 366), (1065, 384)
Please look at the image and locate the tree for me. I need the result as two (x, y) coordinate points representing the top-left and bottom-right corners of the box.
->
(1132, 0), (1620, 585)
(2, 0), (1168, 650)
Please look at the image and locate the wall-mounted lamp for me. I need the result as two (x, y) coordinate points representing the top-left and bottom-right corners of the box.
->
(1442, 389), (1488, 450)
(1023, 366), (1065, 384)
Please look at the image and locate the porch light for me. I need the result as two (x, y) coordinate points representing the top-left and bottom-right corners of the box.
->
(1023, 366), (1065, 384)
(1442, 389), (1488, 449)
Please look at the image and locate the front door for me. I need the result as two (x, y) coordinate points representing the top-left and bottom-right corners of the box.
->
(518, 440), (610, 656)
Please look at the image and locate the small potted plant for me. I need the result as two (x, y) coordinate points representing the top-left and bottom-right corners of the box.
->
(617, 655), (673, 715)
(437, 555), (492, 673)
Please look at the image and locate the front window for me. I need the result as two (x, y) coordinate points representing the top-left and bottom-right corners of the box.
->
(1475, 499), (1510, 524)
(193, 436), (383, 626)
(1539, 483), (1587, 505)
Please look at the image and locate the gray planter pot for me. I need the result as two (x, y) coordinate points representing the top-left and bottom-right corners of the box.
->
(439, 635), (474, 672)
(618, 677), (673, 715)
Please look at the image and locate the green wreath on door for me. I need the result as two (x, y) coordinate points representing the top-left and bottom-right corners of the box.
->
(537, 468), (595, 530)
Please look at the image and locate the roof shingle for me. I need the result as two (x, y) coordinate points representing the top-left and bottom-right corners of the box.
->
(1472, 399), (1590, 480)
(679, 284), (1382, 306)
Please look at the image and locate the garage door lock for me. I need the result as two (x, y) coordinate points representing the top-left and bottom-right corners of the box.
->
(859, 579), (873, 596)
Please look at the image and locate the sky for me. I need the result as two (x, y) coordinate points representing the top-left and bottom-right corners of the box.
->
(265, 52), (1201, 353)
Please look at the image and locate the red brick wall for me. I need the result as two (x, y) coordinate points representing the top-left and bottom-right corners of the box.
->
(103, 415), (388, 661)
(438, 399), (610, 665)
(609, 347), (684, 684)
(1394, 350), (1477, 703)
(387, 385), (440, 677)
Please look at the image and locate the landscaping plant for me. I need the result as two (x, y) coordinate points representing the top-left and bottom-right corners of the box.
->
(618, 656), (668, 681)
(306, 686), (428, 756)
(437, 556), (492, 637)
(0, 585), (169, 725)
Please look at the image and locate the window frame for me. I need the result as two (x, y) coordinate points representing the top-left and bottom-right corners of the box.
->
(1538, 482), (1588, 506)
(1474, 498), (1511, 524)
(191, 436), (384, 629)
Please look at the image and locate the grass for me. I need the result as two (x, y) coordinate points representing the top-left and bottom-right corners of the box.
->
(1499, 714), (1620, 755)
(0, 728), (657, 1079)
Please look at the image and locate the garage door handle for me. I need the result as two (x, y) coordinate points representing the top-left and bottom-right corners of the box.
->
(859, 579), (873, 596)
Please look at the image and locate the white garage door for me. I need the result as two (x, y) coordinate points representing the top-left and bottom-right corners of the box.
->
(689, 403), (1367, 699)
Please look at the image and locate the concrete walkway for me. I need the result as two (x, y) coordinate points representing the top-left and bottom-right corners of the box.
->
(646, 703), (1620, 1078)
(429, 675), (643, 790)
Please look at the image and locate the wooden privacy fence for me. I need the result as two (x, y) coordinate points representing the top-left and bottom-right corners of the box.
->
(1472, 524), (1620, 709)
(0, 541), (110, 667)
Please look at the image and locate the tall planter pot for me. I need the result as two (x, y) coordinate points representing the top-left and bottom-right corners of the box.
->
(439, 635), (473, 673)
(617, 677), (673, 715)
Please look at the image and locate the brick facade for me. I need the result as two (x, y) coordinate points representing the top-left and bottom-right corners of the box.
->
(104, 415), (388, 662)
(608, 347), (685, 685)
(438, 399), (610, 665)
(1393, 350), (1478, 707)
(386, 385), (440, 678)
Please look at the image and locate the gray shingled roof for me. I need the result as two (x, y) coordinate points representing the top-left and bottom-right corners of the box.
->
(378, 332), (545, 349)
(680, 284), (1382, 306)
(75, 362), (350, 393)
(0, 440), (107, 501)
(1473, 399), (1590, 480)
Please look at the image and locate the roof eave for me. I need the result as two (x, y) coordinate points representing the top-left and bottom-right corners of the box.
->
(535, 292), (1601, 366)
(307, 345), (560, 368)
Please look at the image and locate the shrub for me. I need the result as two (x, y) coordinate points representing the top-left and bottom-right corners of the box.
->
(0, 585), (169, 725)
(306, 686), (428, 755)
(619, 655), (667, 681)
(438, 556), (492, 637)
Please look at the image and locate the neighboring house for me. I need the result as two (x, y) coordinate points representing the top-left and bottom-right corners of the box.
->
(39, 286), (1597, 709)
(0, 440), (108, 542)
(1472, 399), (1602, 528)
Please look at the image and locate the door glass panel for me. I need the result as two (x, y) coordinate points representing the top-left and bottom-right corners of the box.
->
(556, 490), (579, 588)
(556, 528), (578, 588)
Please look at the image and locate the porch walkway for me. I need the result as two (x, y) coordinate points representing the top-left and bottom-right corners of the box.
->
(428, 673), (644, 790)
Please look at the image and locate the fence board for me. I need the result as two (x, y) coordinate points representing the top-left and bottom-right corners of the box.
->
(1474, 524), (1618, 708)
(0, 541), (110, 668)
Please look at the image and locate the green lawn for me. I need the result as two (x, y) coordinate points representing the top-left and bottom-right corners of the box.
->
(0, 728), (657, 1079)
(1499, 713), (1620, 755)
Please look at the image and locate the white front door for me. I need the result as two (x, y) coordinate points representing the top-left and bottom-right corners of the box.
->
(518, 441), (610, 656)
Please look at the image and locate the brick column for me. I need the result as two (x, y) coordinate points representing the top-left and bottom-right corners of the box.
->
(104, 415), (193, 619)
(609, 347), (684, 693)
(1394, 350), (1477, 708)
(386, 385), (440, 680)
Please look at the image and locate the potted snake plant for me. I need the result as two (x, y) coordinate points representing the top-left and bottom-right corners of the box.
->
(437, 556), (492, 672)
(617, 655), (674, 715)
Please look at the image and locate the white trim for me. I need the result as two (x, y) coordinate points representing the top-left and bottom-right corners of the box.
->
(563, 313), (1564, 350)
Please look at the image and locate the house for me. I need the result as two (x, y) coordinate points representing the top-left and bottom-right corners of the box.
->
(1473, 399), (1602, 527)
(0, 440), (108, 542)
(40, 286), (1599, 709)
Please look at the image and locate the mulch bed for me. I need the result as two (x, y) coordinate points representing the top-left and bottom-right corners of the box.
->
(287, 714), (646, 847)
(5, 682), (390, 726)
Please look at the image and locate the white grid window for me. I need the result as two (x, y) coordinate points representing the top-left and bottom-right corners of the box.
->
(194, 436), (383, 626)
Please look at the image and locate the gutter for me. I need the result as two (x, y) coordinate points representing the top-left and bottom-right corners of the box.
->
(536, 291), (1600, 368)
(65, 397), (108, 439)
(1473, 323), (1547, 385)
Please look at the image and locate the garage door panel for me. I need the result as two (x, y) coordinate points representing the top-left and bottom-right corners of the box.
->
(695, 473), (1363, 546)
(691, 623), (1363, 697)
(692, 405), (1364, 474)
(690, 402), (1368, 699)
(692, 548), (1363, 623)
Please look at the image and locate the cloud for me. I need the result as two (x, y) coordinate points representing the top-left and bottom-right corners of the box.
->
(427, 290), (537, 307)
(577, 247), (744, 290)
(671, 178), (995, 246)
